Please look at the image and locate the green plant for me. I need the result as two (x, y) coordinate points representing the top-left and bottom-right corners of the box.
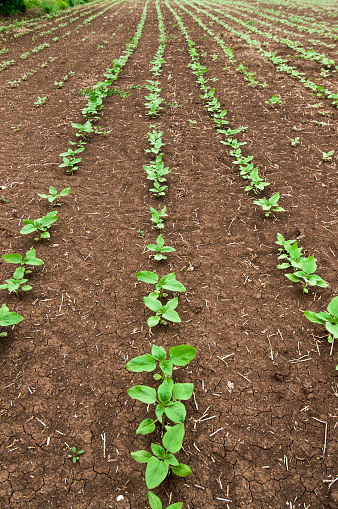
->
(150, 206), (167, 229)
(188, 119), (197, 127)
(38, 185), (71, 206)
(0, 195), (8, 203)
(253, 192), (285, 217)
(0, 303), (23, 337)
(304, 296), (338, 369)
(20, 211), (58, 240)
(0, 267), (32, 294)
(147, 234), (175, 261)
(137, 229), (145, 237)
(68, 446), (85, 463)
(72, 120), (94, 140)
(34, 96), (47, 107)
(2, 248), (43, 273)
(265, 94), (281, 107)
(284, 255), (327, 293)
(290, 137), (300, 146)
(244, 167), (270, 193)
(20, 51), (29, 60)
(322, 150), (334, 161)
(11, 122), (22, 132)
(127, 344), (196, 489)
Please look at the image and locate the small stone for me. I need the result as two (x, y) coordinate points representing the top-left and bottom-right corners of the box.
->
(116, 496), (124, 502)
(254, 292), (261, 299)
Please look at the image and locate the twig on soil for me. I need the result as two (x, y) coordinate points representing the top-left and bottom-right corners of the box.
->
(237, 372), (252, 383)
(323, 476), (338, 488)
(312, 417), (328, 457)
(101, 432), (106, 459)
(267, 336), (274, 360)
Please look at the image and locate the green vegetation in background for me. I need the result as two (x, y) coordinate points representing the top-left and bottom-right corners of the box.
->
(0, 0), (93, 16)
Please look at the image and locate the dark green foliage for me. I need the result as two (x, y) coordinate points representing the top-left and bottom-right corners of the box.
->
(0, 0), (26, 15)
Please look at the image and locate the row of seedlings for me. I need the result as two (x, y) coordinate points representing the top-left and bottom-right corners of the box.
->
(59, 0), (149, 175)
(168, 1), (338, 368)
(126, 3), (195, 508)
(183, 0), (338, 107)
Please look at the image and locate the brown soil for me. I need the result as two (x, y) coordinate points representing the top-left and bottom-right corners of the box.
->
(0, 1), (337, 508)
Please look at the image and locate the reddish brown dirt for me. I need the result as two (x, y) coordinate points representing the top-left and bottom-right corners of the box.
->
(0, 1), (337, 508)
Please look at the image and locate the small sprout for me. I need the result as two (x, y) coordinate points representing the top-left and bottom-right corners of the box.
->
(147, 234), (175, 261)
(290, 137), (300, 146)
(0, 267), (32, 294)
(322, 150), (334, 161)
(20, 211), (58, 240)
(149, 206), (167, 229)
(38, 186), (71, 206)
(188, 119), (197, 127)
(0, 196), (8, 203)
(34, 96), (47, 107)
(265, 95), (281, 107)
(68, 446), (85, 464)
(253, 192), (285, 217)
(137, 229), (145, 237)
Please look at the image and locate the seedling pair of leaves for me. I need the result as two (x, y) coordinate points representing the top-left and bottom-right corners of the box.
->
(253, 192), (284, 217)
(144, 160), (172, 183)
(147, 234), (175, 261)
(145, 93), (164, 117)
(0, 303), (23, 337)
(265, 94), (281, 107)
(2, 248), (43, 273)
(0, 267), (32, 294)
(146, 127), (165, 155)
(136, 271), (186, 327)
(244, 167), (270, 193)
(38, 186), (71, 206)
(150, 206), (167, 228)
(68, 446), (84, 463)
(20, 211), (58, 240)
(1, 247), (43, 294)
(305, 297), (338, 361)
(132, 423), (191, 489)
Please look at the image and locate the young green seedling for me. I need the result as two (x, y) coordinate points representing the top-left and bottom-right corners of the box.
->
(253, 192), (285, 217)
(131, 424), (191, 489)
(0, 303), (23, 337)
(285, 255), (328, 293)
(2, 248), (43, 274)
(0, 267), (32, 294)
(244, 167), (270, 193)
(68, 446), (85, 463)
(150, 205), (167, 229)
(72, 120), (94, 140)
(305, 296), (338, 366)
(38, 186), (71, 206)
(276, 240), (305, 270)
(148, 491), (182, 509)
(275, 233), (296, 254)
(136, 271), (186, 300)
(147, 234), (175, 261)
(290, 137), (300, 146)
(322, 150), (334, 161)
(20, 211), (58, 240)
(265, 95), (281, 107)
(34, 96), (47, 107)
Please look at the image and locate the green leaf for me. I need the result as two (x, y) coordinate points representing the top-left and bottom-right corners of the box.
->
(0, 304), (23, 326)
(13, 267), (25, 279)
(158, 379), (173, 403)
(136, 419), (156, 435)
(20, 224), (37, 234)
(148, 491), (162, 509)
(60, 187), (71, 196)
(173, 383), (194, 401)
(300, 255), (316, 274)
(157, 234), (164, 248)
(164, 401), (186, 423)
(163, 423), (184, 453)
(304, 311), (324, 324)
(269, 193), (280, 204)
(155, 404), (165, 419)
(326, 322), (338, 339)
(152, 345), (166, 361)
(131, 450), (152, 463)
(136, 271), (159, 284)
(153, 373), (162, 380)
(159, 359), (173, 376)
(169, 345), (197, 366)
(2, 253), (22, 264)
(151, 443), (166, 459)
(285, 273), (301, 282)
(170, 463), (192, 477)
(162, 309), (181, 323)
(127, 385), (157, 404)
(164, 453), (179, 466)
(145, 456), (169, 489)
(144, 296), (163, 312)
(126, 354), (156, 372)
(328, 296), (338, 317)
(148, 315), (161, 328)
(163, 281), (186, 292)
(167, 503), (183, 509)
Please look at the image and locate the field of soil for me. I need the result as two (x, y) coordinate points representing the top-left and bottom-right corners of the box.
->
(0, 0), (337, 507)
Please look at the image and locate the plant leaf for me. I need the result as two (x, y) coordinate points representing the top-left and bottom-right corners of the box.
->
(173, 383), (194, 401)
(126, 354), (156, 372)
(163, 423), (185, 453)
(170, 463), (192, 477)
(158, 379), (173, 404)
(162, 309), (181, 323)
(136, 419), (156, 435)
(304, 311), (324, 324)
(127, 385), (157, 404)
(300, 255), (316, 275)
(326, 322), (338, 339)
(152, 344), (166, 361)
(169, 345), (197, 366)
(167, 503), (183, 509)
(131, 450), (152, 463)
(148, 315), (161, 328)
(151, 443), (166, 459)
(148, 491), (162, 509)
(145, 456), (169, 489)
(2, 253), (22, 264)
(144, 297), (163, 312)
(328, 296), (338, 317)
(136, 271), (159, 284)
(159, 359), (173, 376)
(164, 401), (186, 423)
